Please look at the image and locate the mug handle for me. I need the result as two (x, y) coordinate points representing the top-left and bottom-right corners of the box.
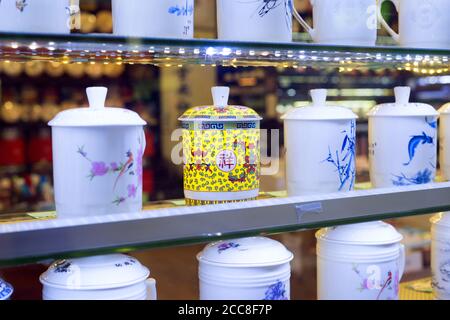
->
(398, 243), (406, 280)
(378, 0), (400, 43)
(291, 1), (315, 40)
(146, 278), (157, 300)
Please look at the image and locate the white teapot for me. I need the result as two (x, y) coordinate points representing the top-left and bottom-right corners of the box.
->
(316, 221), (405, 300)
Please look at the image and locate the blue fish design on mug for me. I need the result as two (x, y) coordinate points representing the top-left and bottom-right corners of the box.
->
(403, 132), (434, 166)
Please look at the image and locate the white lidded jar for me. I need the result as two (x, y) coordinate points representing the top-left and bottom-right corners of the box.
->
(112, 0), (194, 38)
(0, 278), (13, 300)
(40, 254), (157, 300)
(48, 87), (146, 217)
(430, 212), (450, 300)
(368, 86), (438, 188)
(0, 0), (78, 34)
(197, 237), (293, 300)
(316, 221), (405, 300)
(281, 89), (358, 196)
(438, 103), (450, 181)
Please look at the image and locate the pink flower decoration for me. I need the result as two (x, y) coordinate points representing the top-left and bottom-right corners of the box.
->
(91, 162), (109, 177)
(127, 184), (137, 198)
(110, 162), (119, 171)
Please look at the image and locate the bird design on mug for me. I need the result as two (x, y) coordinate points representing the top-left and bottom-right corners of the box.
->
(113, 150), (134, 191)
(241, 0), (293, 30)
(403, 132), (434, 166)
(376, 271), (393, 300)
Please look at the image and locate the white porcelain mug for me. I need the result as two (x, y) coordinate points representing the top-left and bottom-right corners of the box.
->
(439, 103), (450, 181)
(430, 213), (450, 300)
(112, 0), (194, 38)
(218, 0), (377, 44)
(317, 242), (405, 300)
(0, 0), (77, 34)
(217, 0), (294, 42)
(378, 0), (450, 49)
(51, 126), (146, 217)
(294, 0), (378, 45)
(368, 87), (438, 188)
(316, 222), (405, 300)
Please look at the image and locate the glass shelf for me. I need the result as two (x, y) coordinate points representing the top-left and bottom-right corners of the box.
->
(0, 32), (448, 73)
(1, 182), (449, 267)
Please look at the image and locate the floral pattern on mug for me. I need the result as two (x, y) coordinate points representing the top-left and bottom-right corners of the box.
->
(392, 168), (433, 186)
(217, 242), (240, 253)
(323, 120), (356, 191)
(168, 0), (194, 16)
(263, 281), (288, 300)
(352, 264), (397, 300)
(0, 280), (13, 300)
(53, 260), (72, 273)
(76, 134), (143, 206)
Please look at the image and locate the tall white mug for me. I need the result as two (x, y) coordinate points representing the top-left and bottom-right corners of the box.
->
(0, 0), (75, 34)
(378, 0), (450, 49)
(295, 0), (378, 45)
(217, 0), (377, 44)
(112, 0), (194, 38)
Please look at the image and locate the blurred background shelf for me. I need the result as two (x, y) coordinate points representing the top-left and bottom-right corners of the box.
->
(0, 33), (448, 72)
(1, 182), (449, 267)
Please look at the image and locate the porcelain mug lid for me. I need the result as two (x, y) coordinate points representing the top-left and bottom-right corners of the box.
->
(39, 254), (150, 290)
(197, 236), (293, 267)
(367, 86), (439, 117)
(316, 221), (403, 245)
(0, 279), (13, 300)
(281, 88), (358, 121)
(178, 86), (262, 122)
(48, 87), (146, 127)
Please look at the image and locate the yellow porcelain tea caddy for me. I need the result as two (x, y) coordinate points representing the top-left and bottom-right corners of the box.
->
(179, 87), (261, 205)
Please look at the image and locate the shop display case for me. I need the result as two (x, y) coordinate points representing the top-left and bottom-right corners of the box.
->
(0, 0), (449, 300)
(0, 32), (448, 263)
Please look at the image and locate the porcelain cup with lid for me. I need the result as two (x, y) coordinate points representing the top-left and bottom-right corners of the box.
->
(438, 103), (450, 181)
(316, 221), (405, 300)
(179, 87), (261, 206)
(40, 254), (157, 300)
(430, 212), (450, 300)
(49, 87), (146, 217)
(0, 0), (78, 34)
(368, 86), (438, 188)
(197, 237), (293, 300)
(282, 88), (358, 196)
(378, 0), (450, 49)
(112, 0), (194, 39)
